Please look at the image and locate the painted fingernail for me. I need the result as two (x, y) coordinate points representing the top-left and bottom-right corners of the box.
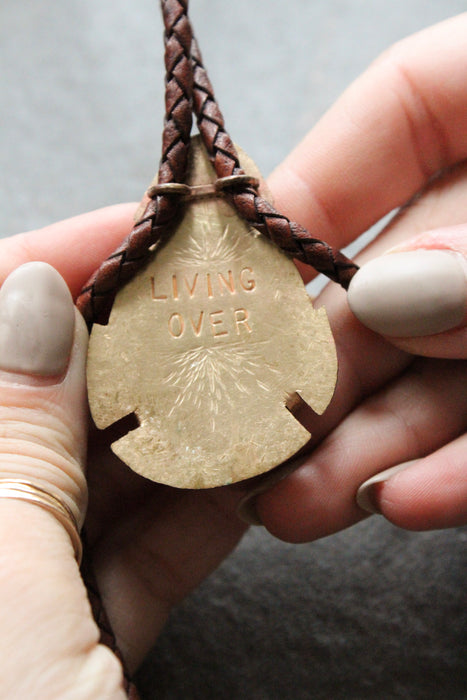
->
(356, 461), (417, 514)
(348, 250), (467, 337)
(0, 262), (75, 376)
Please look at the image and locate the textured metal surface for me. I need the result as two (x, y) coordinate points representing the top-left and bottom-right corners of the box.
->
(87, 138), (337, 488)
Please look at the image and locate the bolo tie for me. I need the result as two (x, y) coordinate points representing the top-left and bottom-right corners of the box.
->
(77, 2), (358, 696)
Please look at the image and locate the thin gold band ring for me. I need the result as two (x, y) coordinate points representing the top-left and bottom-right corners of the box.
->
(0, 479), (82, 564)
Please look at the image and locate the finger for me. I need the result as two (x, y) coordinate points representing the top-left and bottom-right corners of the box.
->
(248, 142), (467, 540)
(91, 486), (247, 673)
(347, 229), (467, 357)
(344, 165), (467, 358)
(253, 357), (467, 542)
(356, 432), (467, 530)
(268, 14), (467, 257)
(387, 224), (467, 357)
(0, 263), (125, 697)
(0, 203), (137, 296)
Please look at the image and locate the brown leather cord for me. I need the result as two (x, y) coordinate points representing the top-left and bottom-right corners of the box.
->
(77, 1), (359, 697)
(191, 39), (358, 289)
(76, 0), (358, 327)
(77, 0), (193, 327)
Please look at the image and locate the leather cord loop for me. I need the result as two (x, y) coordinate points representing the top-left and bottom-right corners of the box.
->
(76, 0), (358, 328)
(147, 175), (260, 201)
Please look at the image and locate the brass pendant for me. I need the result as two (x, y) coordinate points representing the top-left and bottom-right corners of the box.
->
(87, 137), (337, 488)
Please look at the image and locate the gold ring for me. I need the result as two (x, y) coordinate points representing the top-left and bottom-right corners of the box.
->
(0, 479), (82, 565)
(146, 182), (191, 198)
(214, 174), (260, 192)
(147, 175), (260, 201)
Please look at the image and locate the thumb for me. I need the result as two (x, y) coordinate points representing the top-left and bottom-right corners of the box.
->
(0, 262), (124, 698)
(347, 225), (467, 358)
(0, 262), (88, 512)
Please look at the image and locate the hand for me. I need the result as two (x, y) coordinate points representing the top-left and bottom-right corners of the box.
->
(2, 12), (467, 697)
(242, 14), (467, 539)
(0, 209), (247, 698)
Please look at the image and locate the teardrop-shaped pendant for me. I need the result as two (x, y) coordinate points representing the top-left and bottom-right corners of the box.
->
(87, 137), (337, 488)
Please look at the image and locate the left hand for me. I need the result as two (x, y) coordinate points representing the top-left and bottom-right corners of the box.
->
(0, 207), (247, 697)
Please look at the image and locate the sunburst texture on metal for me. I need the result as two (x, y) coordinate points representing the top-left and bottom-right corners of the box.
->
(87, 138), (337, 488)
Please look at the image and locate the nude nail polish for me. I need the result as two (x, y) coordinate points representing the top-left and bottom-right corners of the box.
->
(348, 250), (467, 337)
(356, 461), (417, 514)
(0, 262), (75, 376)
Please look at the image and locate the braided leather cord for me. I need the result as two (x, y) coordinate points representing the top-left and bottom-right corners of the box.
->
(76, 0), (357, 327)
(77, 0), (193, 327)
(191, 39), (358, 288)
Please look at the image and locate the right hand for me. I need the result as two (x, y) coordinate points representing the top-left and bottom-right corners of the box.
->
(251, 13), (467, 539)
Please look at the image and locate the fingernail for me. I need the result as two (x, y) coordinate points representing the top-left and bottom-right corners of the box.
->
(356, 460), (417, 514)
(348, 250), (467, 337)
(0, 262), (75, 376)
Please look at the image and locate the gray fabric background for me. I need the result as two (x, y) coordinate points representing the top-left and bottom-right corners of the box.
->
(1, 1), (466, 698)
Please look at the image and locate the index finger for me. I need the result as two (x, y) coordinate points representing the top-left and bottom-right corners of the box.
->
(0, 203), (137, 296)
(268, 13), (467, 256)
